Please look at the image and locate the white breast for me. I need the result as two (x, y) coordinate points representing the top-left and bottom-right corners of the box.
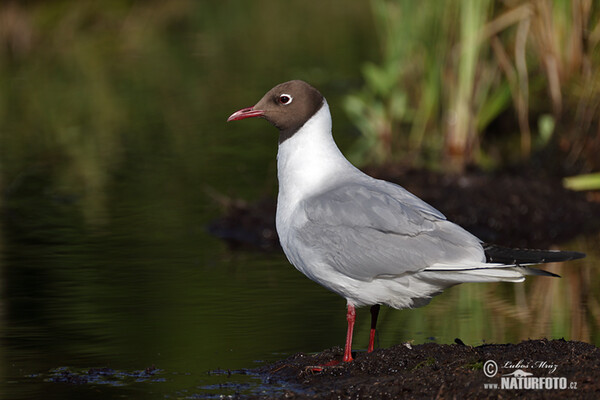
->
(275, 100), (358, 245)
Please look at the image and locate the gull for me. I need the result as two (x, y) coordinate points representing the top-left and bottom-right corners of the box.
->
(227, 80), (585, 362)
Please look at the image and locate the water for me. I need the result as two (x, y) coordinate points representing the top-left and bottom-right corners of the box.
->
(1, 2), (599, 399)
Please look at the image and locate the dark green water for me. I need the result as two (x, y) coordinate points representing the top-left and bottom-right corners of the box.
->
(1, 2), (598, 399)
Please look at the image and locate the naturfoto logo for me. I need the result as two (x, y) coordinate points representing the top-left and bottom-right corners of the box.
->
(482, 359), (577, 391)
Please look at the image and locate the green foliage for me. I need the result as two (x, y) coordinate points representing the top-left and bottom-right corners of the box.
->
(344, 0), (455, 166)
(563, 172), (600, 191)
(346, 0), (600, 172)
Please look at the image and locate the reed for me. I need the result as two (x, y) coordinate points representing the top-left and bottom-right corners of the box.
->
(347, 0), (600, 172)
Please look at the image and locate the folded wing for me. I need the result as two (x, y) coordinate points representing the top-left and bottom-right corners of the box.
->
(295, 181), (486, 281)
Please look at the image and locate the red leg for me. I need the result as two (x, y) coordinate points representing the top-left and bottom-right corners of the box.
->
(311, 304), (358, 371)
(368, 304), (380, 353)
(343, 304), (356, 362)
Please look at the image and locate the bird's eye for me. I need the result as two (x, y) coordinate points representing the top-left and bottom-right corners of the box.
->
(278, 94), (293, 105)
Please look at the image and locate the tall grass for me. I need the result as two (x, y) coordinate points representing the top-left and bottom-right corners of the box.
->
(346, 0), (600, 173)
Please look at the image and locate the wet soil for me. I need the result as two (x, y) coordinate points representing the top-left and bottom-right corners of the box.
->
(247, 339), (600, 399)
(209, 166), (600, 251)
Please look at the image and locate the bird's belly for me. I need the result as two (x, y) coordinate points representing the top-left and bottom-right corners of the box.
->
(280, 239), (446, 310)
(276, 206), (449, 310)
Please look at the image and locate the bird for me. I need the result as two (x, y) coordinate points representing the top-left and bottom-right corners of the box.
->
(227, 80), (586, 363)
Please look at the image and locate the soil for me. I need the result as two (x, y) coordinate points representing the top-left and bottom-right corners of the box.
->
(208, 166), (600, 251)
(246, 339), (600, 399)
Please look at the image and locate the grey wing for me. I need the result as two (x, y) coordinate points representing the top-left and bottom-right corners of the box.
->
(295, 181), (485, 281)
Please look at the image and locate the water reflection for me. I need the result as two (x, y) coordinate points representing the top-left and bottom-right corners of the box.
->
(0, 222), (6, 396)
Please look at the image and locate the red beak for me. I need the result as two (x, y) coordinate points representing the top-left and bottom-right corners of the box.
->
(227, 106), (265, 122)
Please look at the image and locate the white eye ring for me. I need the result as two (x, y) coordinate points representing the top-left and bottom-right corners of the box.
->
(278, 94), (293, 105)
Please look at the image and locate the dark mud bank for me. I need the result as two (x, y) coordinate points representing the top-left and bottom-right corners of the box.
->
(247, 339), (599, 399)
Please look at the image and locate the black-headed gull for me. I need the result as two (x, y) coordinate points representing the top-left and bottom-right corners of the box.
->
(228, 80), (585, 362)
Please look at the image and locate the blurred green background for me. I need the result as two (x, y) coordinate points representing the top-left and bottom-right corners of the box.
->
(0, 1), (598, 398)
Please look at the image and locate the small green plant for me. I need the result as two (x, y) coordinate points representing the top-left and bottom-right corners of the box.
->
(563, 172), (600, 191)
(464, 361), (484, 370)
(411, 357), (437, 371)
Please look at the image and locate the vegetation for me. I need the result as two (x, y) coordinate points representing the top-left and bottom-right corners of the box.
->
(345, 0), (600, 173)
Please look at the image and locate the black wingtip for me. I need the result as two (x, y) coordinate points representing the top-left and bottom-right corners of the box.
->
(568, 251), (587, 261)
(484, 244), (586, 265)
(537, 269), (562, 278)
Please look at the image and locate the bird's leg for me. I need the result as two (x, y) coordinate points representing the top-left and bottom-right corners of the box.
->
(343, 304), (356, 362)
(368, 304), (380, 353)
(307, 304), (356, 371)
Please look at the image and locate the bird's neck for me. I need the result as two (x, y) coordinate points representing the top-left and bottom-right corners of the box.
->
(276, 101), (356, 207)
